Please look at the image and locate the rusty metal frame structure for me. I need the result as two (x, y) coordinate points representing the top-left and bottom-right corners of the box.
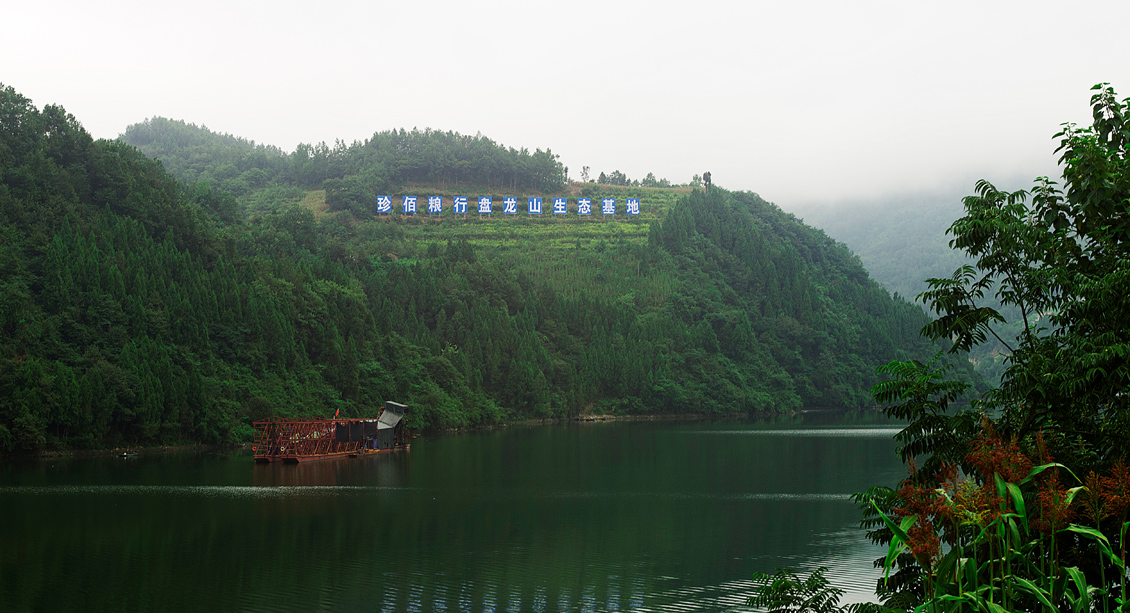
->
(252, 417), (369, 463)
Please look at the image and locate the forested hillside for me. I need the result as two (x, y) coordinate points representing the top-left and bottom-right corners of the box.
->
(794, 195), (967, 301)
(0, 84), (980, 453)
(120, 117), (567, 201)
(798, 195), (1019, 382)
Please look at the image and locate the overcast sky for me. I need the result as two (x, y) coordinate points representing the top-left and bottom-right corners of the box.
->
(6, 0), (1129, 208)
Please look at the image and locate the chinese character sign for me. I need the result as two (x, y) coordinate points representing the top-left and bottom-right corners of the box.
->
(373, 194), (640, 217)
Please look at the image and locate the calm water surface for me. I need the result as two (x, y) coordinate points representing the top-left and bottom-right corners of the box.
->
(0, 411), (906, 612)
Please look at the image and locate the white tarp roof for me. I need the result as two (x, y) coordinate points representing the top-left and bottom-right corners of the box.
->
(378, 401), (406, 429)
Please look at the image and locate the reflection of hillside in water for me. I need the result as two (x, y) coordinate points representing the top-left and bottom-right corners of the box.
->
(1, 416), (904, 612)
(251, 452), (409, 488)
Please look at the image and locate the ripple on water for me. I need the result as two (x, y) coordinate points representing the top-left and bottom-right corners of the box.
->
(0, 485), (856, 502)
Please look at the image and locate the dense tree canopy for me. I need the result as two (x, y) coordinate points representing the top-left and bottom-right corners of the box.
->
(121, 118), (567, 199)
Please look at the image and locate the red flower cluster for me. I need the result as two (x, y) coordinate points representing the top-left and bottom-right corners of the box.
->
(893, 463), (946, 568)
(889, 420), (1130, 573)
(1032, 468), (1076, 534)
(1081, 470), (1111, 527)
(1101, 459), (1130, 521)
(967, 421), (1033, 485)
(1027, 432), (1075, 535)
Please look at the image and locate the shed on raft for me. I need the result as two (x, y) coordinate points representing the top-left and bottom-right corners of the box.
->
(252, 401), (411, 463)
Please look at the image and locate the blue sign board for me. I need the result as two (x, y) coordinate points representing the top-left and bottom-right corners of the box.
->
(374, 194), (640, 217)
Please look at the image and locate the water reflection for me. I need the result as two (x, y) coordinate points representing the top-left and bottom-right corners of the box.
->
(689, 428), (903, 437)
(0, 413), (903, 612)
(249, 452), (410, 488)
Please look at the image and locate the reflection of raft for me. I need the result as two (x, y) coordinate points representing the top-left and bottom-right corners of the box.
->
(252, 401), (411, 464)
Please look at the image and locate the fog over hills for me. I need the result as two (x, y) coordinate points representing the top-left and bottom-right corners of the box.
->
(785, 177), (1035, 302)
(785, 178), (1042, 385)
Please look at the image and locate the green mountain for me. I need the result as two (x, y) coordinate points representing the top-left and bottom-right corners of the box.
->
(792, 194), (969, 302)
(0, 84), (980, 453)
(797, 194), (1025, 383)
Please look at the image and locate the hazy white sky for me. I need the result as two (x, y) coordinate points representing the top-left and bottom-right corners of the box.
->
(6, 0), (1129, 207)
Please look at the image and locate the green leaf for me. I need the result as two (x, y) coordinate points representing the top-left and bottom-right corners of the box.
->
(1063, 524), (1125, 569)
(872, 499), (913, 543)
(876, 511), (915, 582)
(994, 472), (1008, 506)
(1006, 517), (1023, 551)
(1063, 566), (1094, 612)
(1022, 462), (1082, 485)
(935, 547), (961, 586)
(1012, 575), (1057, 611)
(1005, 481), (1028, 536)
(1064, 524), (1109, 543)
(882, 538), (905, 583)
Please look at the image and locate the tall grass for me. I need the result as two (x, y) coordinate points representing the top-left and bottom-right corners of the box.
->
(866, 437), (1130, 613)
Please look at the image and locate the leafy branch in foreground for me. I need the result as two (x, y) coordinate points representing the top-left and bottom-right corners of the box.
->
(745, 567), (896, 613)
(856, 83), (1130, 611)
(918, 83), (1130, 448)
(872, 354), (981, 477)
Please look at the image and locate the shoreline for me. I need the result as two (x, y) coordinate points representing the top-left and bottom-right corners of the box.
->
(438, 411), (756, 434)
(31, 443), (239, 460)
(13, 406), (881, 459)
(435, 405), (874, 434)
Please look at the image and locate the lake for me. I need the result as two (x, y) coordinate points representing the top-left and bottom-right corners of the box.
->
(0, 411), (906, 612)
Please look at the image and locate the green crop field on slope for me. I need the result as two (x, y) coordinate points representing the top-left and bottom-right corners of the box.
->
(254, 182), (687, 305)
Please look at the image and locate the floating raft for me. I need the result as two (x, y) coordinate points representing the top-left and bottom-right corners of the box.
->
(252, 401), (410, 464)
